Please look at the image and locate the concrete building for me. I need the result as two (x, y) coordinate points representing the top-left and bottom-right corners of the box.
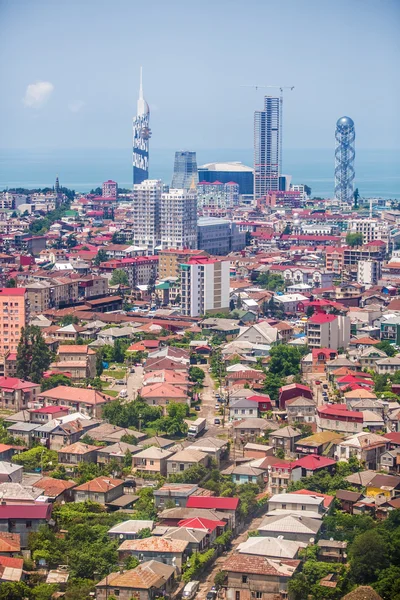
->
(51, 345), (96, 382)
(102, 180), (117, 199)
(197, 218), (246, 255)
(349, 218), (389, 245)
(197, 181), (240, 209)
(0, 288), (27, 354)
(357, 260), (382, 286)
(307, 313), (350, 351)
(132, 179), (163, 254)
(198, 162), (253, 195)
(158, 249), (208, 279)
(254, 96), (281, 197)
(171, 151), (198, 190)
(180, 257), (230, 317)
(160, 189), (197, 250)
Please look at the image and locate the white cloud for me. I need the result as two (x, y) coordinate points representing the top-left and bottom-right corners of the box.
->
(23, 81), (54, 108)
(68, 100), (85, 113)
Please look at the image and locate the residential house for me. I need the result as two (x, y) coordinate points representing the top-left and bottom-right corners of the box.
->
(295, 431), (344, 457)
(336, 490), (363, 514)
(365, 473), (400, 499)
(154, 483), (201, 510)
(269, 427), (302, 456)
(237, 536), (305, 559)
(316, 404), (364, 435)
(278, 384), (313, 410)
(233, 418), (278, 444)
(244, 443), (274, 460)
(73, 476), (125, 504)
(95, 561), (176, 600)
(6, 422), (38, 446)
(39, 386), (111, 418)
(0, 532), (20, 557)
(334, 432), (390, 469)
(375, 356), (400, 375)
(0, 504), (52, 548)
(267, 492), (326, 516)
(317, 539), (348, 563)
(358, 347), (388, 370)
(176, 516), (226, 547)
(133, 447), (174, 477)
(57, 441), (98, 470)
(226, 369), (266, 390)
(185, 436), (228, 466)
(185, 496), (240, 530)
(166, 450), (209, 477)
(51, 345), (96, 382)
(380, 448), (400, 473)
(29, 406), (70, 424)
(0, 555), (23, 583)
(139, 383), (189, 411)
(96, 442), (138, 466)
(223, 464), (265, 486)
(0, 463), (23, 484)
(223, 553), (300, 600)
(235, 322), (279, 345)
(118, 537), (189, 574)
(162, 526), (208, 554)
(34, 477), (76, 503)
(286, 396), (317, 426)
(0, 377), (40, 412)
(258, 513), (322, 543)
(88, 423), (146, 445)
(229, 397), (261, 420)
(107, 520), (155, 541)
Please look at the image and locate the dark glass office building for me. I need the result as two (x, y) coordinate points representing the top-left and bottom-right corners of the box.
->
(198, 162), (253, 195)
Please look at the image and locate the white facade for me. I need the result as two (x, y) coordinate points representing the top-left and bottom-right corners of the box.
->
(160, 189), (197, 250)
(133, 179), (163, 254)
(180, 259), (230, 317)
(349, 218), (389, 245)
(357, 260), (382, 287)
(307, 315), (351, 351)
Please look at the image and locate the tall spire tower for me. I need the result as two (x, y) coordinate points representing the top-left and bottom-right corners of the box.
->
(133, 67), (151, 185)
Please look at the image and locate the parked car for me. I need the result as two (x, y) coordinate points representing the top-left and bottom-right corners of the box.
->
(215, 404), (221, 411)
(214, 418), (221, 425)
(195, 405), (201, 411)
(116, 379), (125, 385)
(183, 581), (200, 600)
(119, 389), (128, 398)
(323, 384), (328, 389)
(206, 590), (217, 600)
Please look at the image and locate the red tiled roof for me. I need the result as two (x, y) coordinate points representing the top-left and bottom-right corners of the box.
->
(0, 555), (23, 569)
(295, 455), (336, 470)
(178, 517), (226, 532)
(0, 288), (26, 296)
(308, 313), (337, 324)
(0, 504), (52, 519)
(186, 496), (239, 510)
(0, 377), (38, 391)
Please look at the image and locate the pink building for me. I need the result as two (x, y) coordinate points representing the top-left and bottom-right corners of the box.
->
(0, 288), (28, 354)
(102, 180), (118, 199)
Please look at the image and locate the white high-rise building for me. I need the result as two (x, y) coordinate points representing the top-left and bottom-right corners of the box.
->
(357, 260), (382, 287)
(133, 179), (163, 254)
(349, 218), (390, 247)
(180, 257), (230, 317)
(160, 189), (197, 250)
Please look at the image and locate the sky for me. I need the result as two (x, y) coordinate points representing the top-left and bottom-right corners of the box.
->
(0, 0), (399, 151)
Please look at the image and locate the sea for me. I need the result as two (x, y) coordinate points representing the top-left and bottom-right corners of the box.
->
(0, 147), (399, 199)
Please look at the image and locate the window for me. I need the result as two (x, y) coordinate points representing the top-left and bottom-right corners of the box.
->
(114, 591), (120, 597)
(256, 593), (262, 599)
(26, 521), (32, 528)
(242, 576), (248, 584)
(150, 460), (154, 466)
(282, 504), (286, 509)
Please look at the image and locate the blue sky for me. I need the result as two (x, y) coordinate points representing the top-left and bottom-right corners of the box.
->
(0, 0), (399, 150)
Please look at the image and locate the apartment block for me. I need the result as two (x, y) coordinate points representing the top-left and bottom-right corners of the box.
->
(133, 179), (163, 254)
(160, 189), (197, 250)
(102, 180), (118, 199)
(0, 288), (28, 354)
(357, 260), (382, 287)
(307, 312), (350, 351)
(158, 249), (209, 279)
(180, 257), (230, 317)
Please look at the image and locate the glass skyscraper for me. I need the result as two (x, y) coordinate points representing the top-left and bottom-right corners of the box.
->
(171, 151), (198, 189)
(133, 68), (151, 185)
(254, 96), (281, 198)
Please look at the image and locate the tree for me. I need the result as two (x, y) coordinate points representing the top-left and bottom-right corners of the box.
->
(41, 374), (72, 391)
(5, 278), (16, 287)
(350, 529), (389, 584)
(346, 232), (363, 247)
(32, 583), (58, 600)
(113, 338), (125, 363)
(96, 350), (104, 376)
(94, 249), (108, 266)
(236, 294), (242, 309)
(229, 299), (235, 311)
(262, 372), (284, 402)
(110, 269), (129, 287)
(374, 565), (400, 600)
(16, 326), (31, 380)
(268, 345), (307, 377)
(257, 272), (285, 291)
(376, 340), (396, 357)
(189, 366), (205, 385)
(353, 187), (360, 209)
(16, 326), (52, 383)
(0, 582), (31, 600)
(12, 447), (58, 472)
(60, 314), (79, 326)
(66, 234), (78, 248)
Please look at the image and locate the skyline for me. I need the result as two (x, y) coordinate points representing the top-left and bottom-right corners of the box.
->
(0, 0), (399, 152)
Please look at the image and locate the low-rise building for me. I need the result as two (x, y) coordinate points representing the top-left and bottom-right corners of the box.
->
(0, 377), (40, 412)
(73, 476), (125, 504)
(51, 345), (96, 382)
(132, 447), (174, 477)
(166, 450), (209, 477)
(95, 561), (176, 600)
(118, 537), (189, 574)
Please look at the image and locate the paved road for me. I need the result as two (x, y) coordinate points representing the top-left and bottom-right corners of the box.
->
(199, 365), (228, 437)
(127, 366), (144, 400)
(196, 513), (266, 600)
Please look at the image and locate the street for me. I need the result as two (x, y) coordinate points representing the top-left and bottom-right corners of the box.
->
(127, 366), (144, 400)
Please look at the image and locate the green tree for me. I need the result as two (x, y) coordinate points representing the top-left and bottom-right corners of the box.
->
(16, 326), (31, 379)
(268, 345), (308, 377)
(0, 582), (31, 600)
(41, 374), (72, 391)
(346, 232), (363, 247)
(13, 447), (58, 472)
(66, 234), (78, 248)
(353, 187), (360, 209)
(96, 350), (104, 376)
(5, 277), (17, 287)
(257, 272), (285, 291)
(375, 340), (396, 357)
(261, 372), (284, 402)
(374, 566), (400, 600)
(113, 338), (125, 363)
(189, 366), (205, 385)
(64, 579), (95, 600)
(32, 583), (58, 600)
(350, 529), (389, 584)
(94, 248), (108, 266)
(60, 314), (79, 326)
(110, 268), (129, 286)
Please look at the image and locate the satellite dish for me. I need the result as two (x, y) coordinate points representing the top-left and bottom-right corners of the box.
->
(309, 537), (315, 543)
